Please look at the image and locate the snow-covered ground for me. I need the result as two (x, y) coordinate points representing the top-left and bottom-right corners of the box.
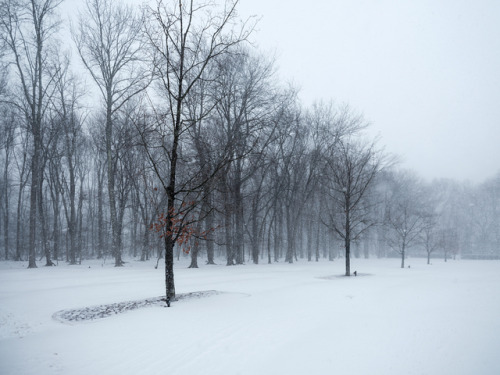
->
(1, 257), (499, 375)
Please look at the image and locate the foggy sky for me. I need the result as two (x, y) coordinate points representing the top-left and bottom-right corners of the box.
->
(238, 0), (500, 183)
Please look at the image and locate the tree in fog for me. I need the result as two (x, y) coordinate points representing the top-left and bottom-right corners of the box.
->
(417, 184), (442, 265)
(321, 134), (383, 276)
(264, 101), (300, 263)
(431, 178), (466, 261)
(73, 0), (150, 266)
(142, 0), (254, 304)
(280, 113), (316, 263)
(441, 227), (459, 262)
(50, 53), (85, 264)
(384, 171), (426, 268)
(0, 61), (13, 260)
(458, 178), (499, 259)
(420, 213), (440, 265)
(0, 0), (63, 267)
(0, 105), (16, 260)
(88, 119), (109, 259)
(211, 48), (280, 265)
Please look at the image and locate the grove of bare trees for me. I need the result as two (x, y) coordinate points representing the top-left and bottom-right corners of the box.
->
(1, 0), (499, 303)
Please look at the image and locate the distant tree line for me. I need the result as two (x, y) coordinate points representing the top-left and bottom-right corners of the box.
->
(1, 0), (499, 299)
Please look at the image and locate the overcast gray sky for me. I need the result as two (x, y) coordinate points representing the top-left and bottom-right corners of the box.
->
(237, 0), (500, 183)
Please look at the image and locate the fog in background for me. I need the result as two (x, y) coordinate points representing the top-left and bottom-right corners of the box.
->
(237, 0), (500, 182)
(58, 0), (500, 183)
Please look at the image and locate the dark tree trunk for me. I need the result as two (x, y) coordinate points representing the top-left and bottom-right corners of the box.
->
(28, 152), (39, 269)
(274, 205), (282, 262)
(97, 167), (104, 259)
(234, 176), (244, 264)
(67, 166), (77, 264)
(315, 219), (320, 262)
(131, 194), (138, 257)
(163, 138), (178, 303)
(267, 215), (273, 264)
(163, 84), (183, 304)
(188, 240), (199, 268)
(53, 195), (60, 262)
(225, 199), (234, 265)
(345, 238), (351, 275)
(141, 222), (150, 261)
(105, 96), (122, 267)
(38, 174), (54, 266)
(164, 177), (177, 305)
(203, 193), (215, 265)
(164, 233), (175, 306)
(345, 206), (351, 276)
(306, 219), (312, 262)
(3, 190), (8, 260)
(205, 207), (215, 265)
(285, 206), (294, 263)
(251, 207), (259, 264)
(401, 243), (406, 268)
(3, 146), (10, 260)
(77, 182), (84, 263)
(15, 180), (25, 261)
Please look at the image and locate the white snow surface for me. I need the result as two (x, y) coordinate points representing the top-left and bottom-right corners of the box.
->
(1, 257), (499, 375)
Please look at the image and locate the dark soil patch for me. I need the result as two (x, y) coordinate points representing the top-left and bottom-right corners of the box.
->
(53, 290), (220, 323)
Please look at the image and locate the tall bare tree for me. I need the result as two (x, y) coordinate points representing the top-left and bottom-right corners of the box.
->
(51, 53), (85, 264)
(322, 136), (383, 276)
(0, 0), (63, 267)
(384, 171), (426, 268)
(0, 106), (16, 260)
(142, 0), (253, 305)
(212, 48), (279, 265)
(73, 0), (150, 266)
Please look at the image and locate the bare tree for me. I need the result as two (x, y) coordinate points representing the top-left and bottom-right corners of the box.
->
(12, 130), (30, 261)
(0, 106), (16, 260)
(321, 136), (383, 276)
(281, 117), (315, 263)
(421, 213), (440, 264)
(384, 171), (426, 268)
(142, 0), (253, 305)
(211, 48), (280, 265)
(73, 0), (149, 266)
(0, 0), (63, 268)
(51, 53), (85, 264)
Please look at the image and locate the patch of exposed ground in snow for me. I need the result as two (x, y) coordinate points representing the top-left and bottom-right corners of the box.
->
(52, 291), (220, 322)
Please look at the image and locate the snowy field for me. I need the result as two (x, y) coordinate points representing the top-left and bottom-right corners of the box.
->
(1, 257), (499, 375)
